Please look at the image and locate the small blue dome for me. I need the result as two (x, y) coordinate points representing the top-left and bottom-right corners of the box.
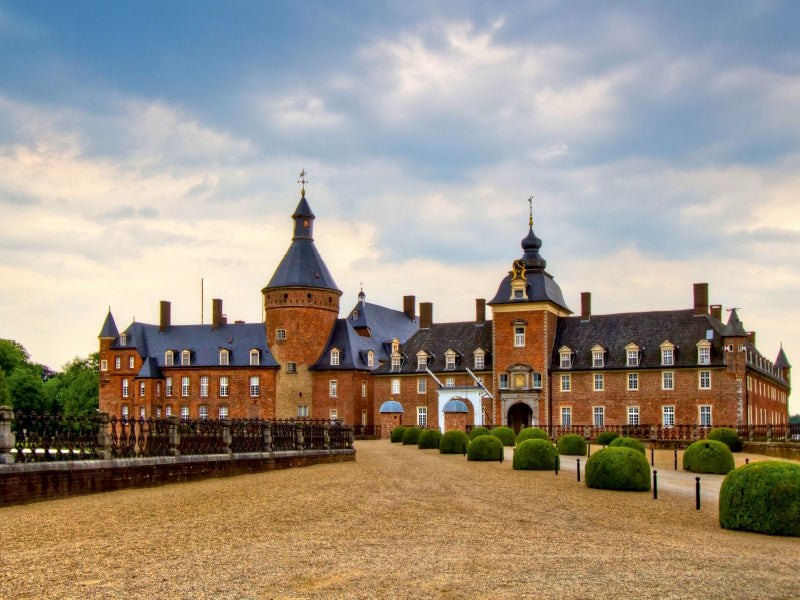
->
(379, 400), (404, 413)
(442, 399), (469, 413)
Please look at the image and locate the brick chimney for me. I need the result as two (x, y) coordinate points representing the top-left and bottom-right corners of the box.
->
(475, 299), (486, 325)
(747, 331), (756, 345)
(581, 292), (591, 321)
(420, 302), (433, 329)
(693, 283), (709, 316)
(159, 300), (171, 332)
(710, 304), (722, 321)
(403, 295), (416, 321)
(212, 298), (226, 329)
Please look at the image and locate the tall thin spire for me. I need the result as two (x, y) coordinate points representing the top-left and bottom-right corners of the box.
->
(528, 195), (533, 227)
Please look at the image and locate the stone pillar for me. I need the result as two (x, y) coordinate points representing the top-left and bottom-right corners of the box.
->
(692, 424), (698, 441)
(380, 413), (402, 438)
(95, 411), (112, 460)
(347, 425), (355, 449)
(221, 418), (232, 456)
(294, 420), (305, 450)
(168, 415), (181, 456)
(323, 422), (330, 450)
(263, 421), (273, 453)
(0, 406), (16, 464)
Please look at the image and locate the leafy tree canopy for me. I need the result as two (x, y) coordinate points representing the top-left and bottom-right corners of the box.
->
(0, 339), (30, 377)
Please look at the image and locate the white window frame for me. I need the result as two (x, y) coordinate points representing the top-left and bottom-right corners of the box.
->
(121, 405), (129, 417)
(592, 348), (605, 368)
(697, 342), (711, 365)
(181, 376), (190, 397)
(561, 374), (571, 392)
(286, 362), (297, 374)
(367, 351), (374, 367)
(219, 376), (229, 397)
(417, 407), (427, 428)
(330, 380), (338, 398)
(181, 350), (191, 367)
(249, 376), (260, 397)
(699, 370), (711, 390)
(594, 373), (604, 391)
(331, 349), (340, 366)
(139, 381), (145, 397)
(361, 380), (367, 398)
(662, 371), (674, 391)
(593, 406), (605, 427)
(391, 356), (401, 372)
(417, 377), (426, 394)
(561, 406), (571, 426)
(180, 405), (189, 420)
(699, 405), (712, 427)
(276, 329), (286, 341)
(445, 352), (456, 371)
(560, 350), (572, 369)
(514, 326), (525, 347)
(661, 346), (674, 366)
(166, 376), (173, 397)
(199, 406), (209, 420)
(129, 355), (135, 369)
(298, 405), (309, 418)
(445, 377), (454, 388)
(627, 372), (638, 391)
(626, 347), (639, 367)
(219, 349), (229, 366)
(165, 405), (172, 418)
(391, 379), (400, 394)
(200, 376), (209, 398)
(165, 351), (174, 366)
(250, 350), (260, 366)
(663, 405), (675, 428)
(100, 359), (108, 371)
(417, 355), (427, 371)
(115, 356), (121, 370)
(218, 406), (229, 420)
(628, 406), (640, 426)
(330, 409), (338, 421)
(119, 334), (127, 347)
(474, 351), (485, 370)
(122, 378), (129, 398)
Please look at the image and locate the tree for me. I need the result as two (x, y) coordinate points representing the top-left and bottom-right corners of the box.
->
(7, 368), (47, 414)
(43, 354), (100, 417)
(0, 369), (10, 406)
(0, 339), (30, 376)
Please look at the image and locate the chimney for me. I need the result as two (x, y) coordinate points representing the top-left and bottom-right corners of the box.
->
(159, 301), (171, 332)
(475, 299), (486, 325)
(420, 302), (433, 329)
(403, 295), (416, 321)
(581, 292), (591, 321)
(747, 331), (756, 345)
(710, 304), (722, 321)
(212, 298), (226, 329)
(693, 283), (709, 316)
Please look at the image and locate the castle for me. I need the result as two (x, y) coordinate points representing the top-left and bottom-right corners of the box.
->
(98, 187), (791, 434)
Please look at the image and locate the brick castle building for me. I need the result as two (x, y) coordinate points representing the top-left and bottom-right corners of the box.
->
(99, 189), (791, 433)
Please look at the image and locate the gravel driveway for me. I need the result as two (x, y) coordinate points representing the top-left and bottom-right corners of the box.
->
(0, 440), (798, 599)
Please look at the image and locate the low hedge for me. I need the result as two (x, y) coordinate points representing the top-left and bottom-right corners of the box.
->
(389, 426), (407, 443)
(418, 428), (442, 450)
(491, 426), (517, 447)
(467, 435), (503, 461)
(707, 427), (742, 452)
(596, 431), (620, 446)
(557, 433), (587, 456)
(440, 430), (469, 454)
(585, 447), (651, 492)
(517, 427), (549, 444)
(401, 426), (422, 445)
(513, 439), (557, 470)
(719, 461), (800, 536)
(609, 436), (645, 455)
(683, 439), (735, 474)
(469, 426), (491, 440)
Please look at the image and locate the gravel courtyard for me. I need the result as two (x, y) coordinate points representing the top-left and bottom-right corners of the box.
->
(0, 440), (798, 599)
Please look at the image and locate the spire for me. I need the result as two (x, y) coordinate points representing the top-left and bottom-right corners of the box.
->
(775, 343), (791, 369)
(292, 169), (315, 241)
(521, 196), (546, 271)
(358, 283), (366, 304)
(98, 309), (119, 339)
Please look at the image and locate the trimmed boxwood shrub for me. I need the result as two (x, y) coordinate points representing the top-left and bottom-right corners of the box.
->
(609, 436), (645, 455)
(517, 427), (549, 444)
(491, 426), (517, 447)
(401, 426), (422, 445)
(596, 431), (620, 446)
(556, 433), (587, 456)
(418, 428), (442, 450)
(389, 426), (407, 443)
(467, 435), (503, 461)
(513, 439), (557, 470)
(440, 430), (469, 454)
(719, 461), (800, 536)
(469, 426), (491, 440)
(707, 427), (742, 452)
(683, 439), (735, 474)
(585, 447), (651, 492)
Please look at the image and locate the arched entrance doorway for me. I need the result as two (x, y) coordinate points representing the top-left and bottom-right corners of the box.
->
(507, 402), (533, 433)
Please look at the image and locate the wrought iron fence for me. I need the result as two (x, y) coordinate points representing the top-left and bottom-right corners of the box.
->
(12, 411), (100, 462)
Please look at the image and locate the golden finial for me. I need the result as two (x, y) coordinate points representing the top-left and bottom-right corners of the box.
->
(298, 169), (308, 196)
(528, 195), (533, 227)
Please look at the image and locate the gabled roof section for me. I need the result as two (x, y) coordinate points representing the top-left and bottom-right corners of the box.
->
(725, 309), (747, 336)
(98, 310), (119, 340)
(345, 294), (419, 345)
(137, 357), (162, 379)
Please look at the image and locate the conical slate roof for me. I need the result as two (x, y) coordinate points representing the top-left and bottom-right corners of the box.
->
(98, 310), (119, 339)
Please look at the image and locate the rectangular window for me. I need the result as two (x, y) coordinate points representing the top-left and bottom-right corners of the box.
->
(330, 409), (338, 421)
(446, 356), (456, 370)
(514, 326), (525, 347)
(417, 377), (426, 394)
(560, 352), (571, 369)
(156, 383), (161, 398)
(138, 407), (145, 418)
(331, 350), (340, 366)
(330, 380), (338, 398)
(139, 381), (145, 397)
(250, 350), (260, 366)
(362, 381), (367, 398)
(391, 379), (400, 394)
(298, 405), (309, 418)
(122, 378), (129, 398)
(286, 362), (297, 374)
(698, 347), (710, 365)
(593, 351), (604, 368)
(362, 410), (367, 427)
(219, 350), (229, 366)
(115, 356), (121, 370)
(628, 372), (638, 391)
(181, 376), (190, 397)
(100, 359), (108, 371)
(199, 406), (208, 420)
(445, 377), (454, 388)
(699, 370), (711, 390)
(220, 376), (229, 397)
(417, 407), (427, 428)
(627, 350), (638, 367)
(129, 355), (135, 369)
(121, 405), (129, 417)
(156, 408), (161, 418)
(417, 356), (427, 371)
(200, 376), (209, 397)
(219, 406), (228, 420)
(561, 406), (571, 426)
(165, 352), (174, 366)
(250, 376), (260, 397)
(474, 354), (485, 370)
(532, 372), (543, 389)
(181, 351), (191, 367)
(628, 406), (640, 426)
(561, 374), (571, 392)
(276, 329), (286, 340)
(180, 405), (189, 420)
(594, 373), (604, 391)
(663, 405), (675, 428)
(166, 376), (173, 397)
(367, 352), (374, 367)
(391, 357), (401, 372)
(499, 374), (509, 389)
(593, 406), (605, 427)
(165, 405), (172, 418)
(662, 348), (674, 366)
(699, 405), (712, 427)
(662, 371), (674, 391)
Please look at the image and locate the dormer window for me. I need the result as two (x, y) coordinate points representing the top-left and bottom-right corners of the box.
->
(474, 349), (485, 370)
(165, 351), (174, 366)
(391, 356), (401, 372)
(445, 350), (457, 371)
(351, 310), (359, 320)
(119, 333), (128, 347)
(626, 343), (640, 367)
(697, 341), (711, 365)
(181, 350), (191, 367)
(592, 345), (605, 368)
(331, 349), (340, 366)
(660, 342), (675, 366)
(559, 346), (573, 369)
(367, 351), (374, 367)
(391, 338), (400, 353)
(250, 349), (260, 366)
(219, 349), (230, 366)
(416, 353), (428, 371)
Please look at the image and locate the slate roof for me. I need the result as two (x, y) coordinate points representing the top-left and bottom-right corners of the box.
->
(775, 345), (791, 369)
(373, 320), (493, 375)
(98, 310), (119, 339)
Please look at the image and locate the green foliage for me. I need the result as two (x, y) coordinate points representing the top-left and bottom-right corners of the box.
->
(707, 427), (742, 452)
(517, 427), (549, 444)
(585, 447), (651, 492)
(596, 431), (619, 446)
(439, 430), (469, 454)
(45, 355), (100, 417)
(609, 436), (646, 455)
(491, 426), (516, 447)
(556, 433), (587, 456)
(390, 426), (407, 443)
(683, 440), (735, 474)
(418, 428), (443, 449)
(719, 461), (800, 536)
(402, 426), (422, 445)
(467, 435), (503, 461)
(0, 339), (30, 377)
(513, 439), (557, 470)
(0, 370), (9, 406)
(7, 368), (47, 415)
(469, 426), (491, 440)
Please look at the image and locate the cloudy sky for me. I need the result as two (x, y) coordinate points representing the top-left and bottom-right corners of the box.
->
(1, 1), (799, 413)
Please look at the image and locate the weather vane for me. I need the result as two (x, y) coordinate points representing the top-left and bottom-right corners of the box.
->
(528, 195), (534, 227)
(298, 169), (308, 195)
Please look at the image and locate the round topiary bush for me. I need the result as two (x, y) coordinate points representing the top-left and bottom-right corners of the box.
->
(719, 461), (800, 536)
(609, 436), (646, 455)
(683, 439), (735, 474)
(585, 447), (651, 491)
(707, 427), (742, 452)
(596, 431), (620, 446)
(401, 426), (422, 445)
(467, 435), (503, 461)
(491, 426), (517, 447)
(418, 428), (442, 450)
(557, 433), (587, 456)
(469, 426), (491, 440)
(513, 439), (557, 470)
(517, 427), (549, 444)
(389, 426), (407, 443)
(440, 430), (469, 454)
